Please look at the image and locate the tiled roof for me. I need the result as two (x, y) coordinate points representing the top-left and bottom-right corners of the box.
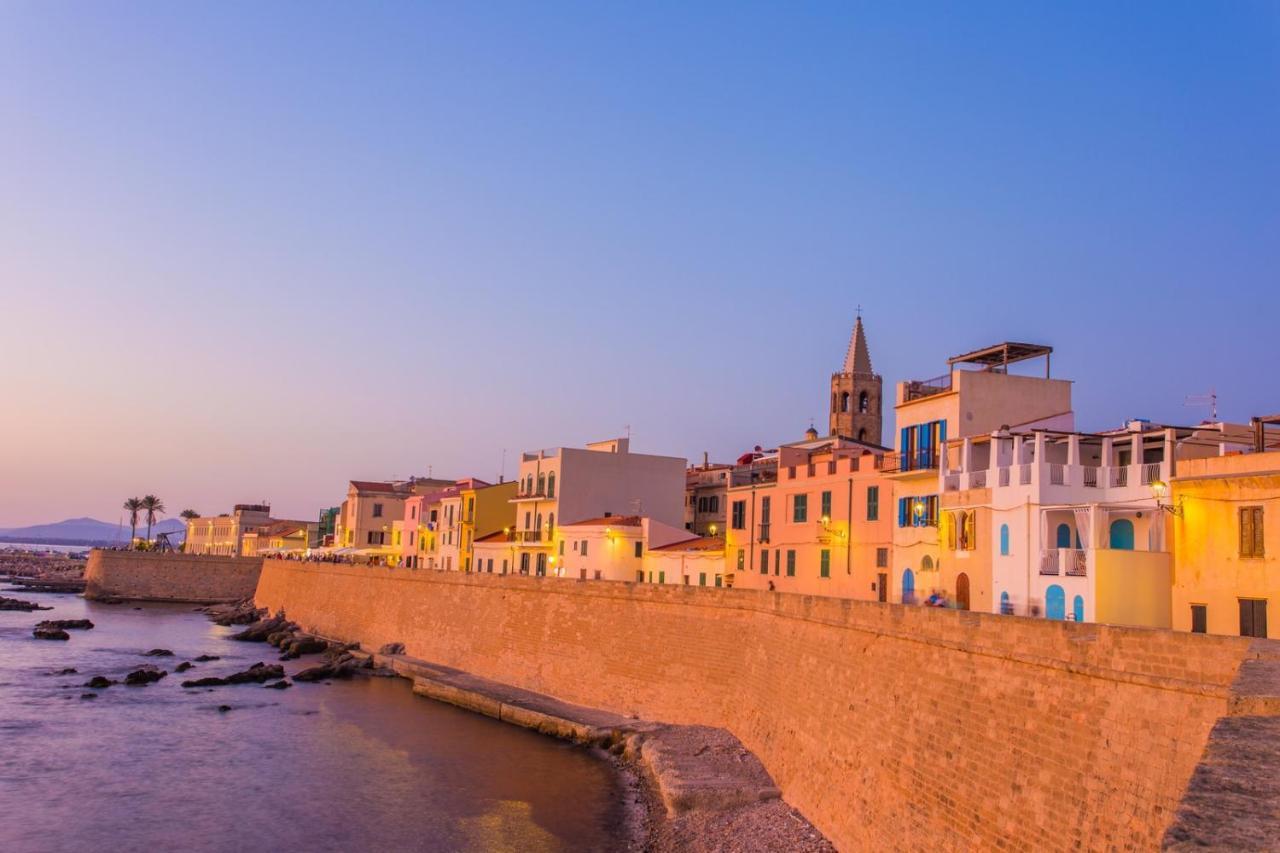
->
(563, 515), (642, 528)
(349, 480), (406, 495)
(474, 530), (515, 544)
(650, 536), (725, 552)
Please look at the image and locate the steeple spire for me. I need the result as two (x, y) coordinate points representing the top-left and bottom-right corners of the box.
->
(842, 315), (873, 376)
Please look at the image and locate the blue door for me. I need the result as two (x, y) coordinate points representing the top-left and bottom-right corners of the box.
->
(1073, 595), (1085, 623)
(1109, 519), (1135, 550)
(1000, 591), (1011, 615)
(1056, 523), (1072, 549)
(1046, 585), (1066, 620)
(902, 569), (915, 604)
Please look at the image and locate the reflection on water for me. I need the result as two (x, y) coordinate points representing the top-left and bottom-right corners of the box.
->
(0, 591), (627, 852)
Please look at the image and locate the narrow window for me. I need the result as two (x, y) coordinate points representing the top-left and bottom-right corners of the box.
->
(736, 548), (744, 571)
(1191, 605), (1207, 634)
(699, 572), (707, 586)
(793, 494), (808, 523)
(1240, 507), (1265, 557)
(819, 549), (830, 578)
(866, 486), (879, 521)
(372, 503), (383, 518)
(634, 541), (642, 558)
(760, 549), (769, 574)
(1240, 598), (1268, 638)
(786, 550), (796, 577)
(820, 491), (832, 519)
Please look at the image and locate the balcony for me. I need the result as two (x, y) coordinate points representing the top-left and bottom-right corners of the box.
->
(756, 523), (771, 544)
(1039, 548), (1088, 577)
(951, 460), (1170, 494)
(512, 490), (550, 502)
(514, 530), (544, 543)
(902, 373), (952, 402)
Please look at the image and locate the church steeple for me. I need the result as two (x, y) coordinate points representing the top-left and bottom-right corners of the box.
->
(829, 313), (883, 445)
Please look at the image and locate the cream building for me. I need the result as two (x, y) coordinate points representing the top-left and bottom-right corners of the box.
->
(556, 515), (692, 582)
(185, 504), (274, 556)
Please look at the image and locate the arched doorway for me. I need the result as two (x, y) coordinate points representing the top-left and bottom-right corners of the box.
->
(1056, 523), (1073, 549)
(1046, 584), (1065, 620)
(902, 569), (915, 604)
(1109, 519), (1135, 550)
(956, 573), (970, 610)
(1000, 591), (1011, 615)
(1072, 595), (1085, 623)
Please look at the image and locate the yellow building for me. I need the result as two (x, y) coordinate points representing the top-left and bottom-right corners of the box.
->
(240, 520), (318, 556)
(458, 480), (517, 573)
(1172, 442), (1280, 637)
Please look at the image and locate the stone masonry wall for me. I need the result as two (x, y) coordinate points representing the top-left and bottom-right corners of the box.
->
(85, 549), (263, 603)
(255, 560), (1262, 851)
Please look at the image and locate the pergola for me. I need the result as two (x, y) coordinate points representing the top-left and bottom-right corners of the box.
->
(948, 341), (1053, 377)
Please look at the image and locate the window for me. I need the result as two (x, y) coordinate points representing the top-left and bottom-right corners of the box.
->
(715, 574), (723, 587)
(502, 559), (508, 574)
(699, 572), (707, 586)
(547, 473), (556, 498)
(537, 473), (546, 495)
(731, 500), (746, 530)
(866, 486), (879, 521)
(898, 496), (939, 527)
(658, 571), (665, 584)
(820, 491), (832, 519)
(520, 553), (530, 574)
(760, 549), (769, 574)
(876, 547), (888, 568)
(487, 559), (494, 573)
(859, 391), (869, 413)
(524, 511), (531, 529)
(788, 466), (797, 480)
(559, 540), (565, 555)
(634, 541), (643, 558)
(1240, 507), (1265, 557)
(786, 550), (796, 577)
(819, 549), (830, 578)
(709, 496), (719, 513)
(774, 549), (781, 575)
(736, 548), (744, 571)
(535, 553), (546, 576)
(1191, 604), (1207, 634)
(793, 494), (808, 523)
(1000, 524), (1010, 556)
(1240, 598), (1268, 638)
(581, 540), (588, 556)
(372, 503), (383, 518)
(636, 570), (645, 583)
(900, 420), (946, 471)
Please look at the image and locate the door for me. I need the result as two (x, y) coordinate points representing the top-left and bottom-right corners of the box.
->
(956, 572), (970, 610)
(877, 573), (888, 603)
(1240, 599), (1268, 638)
(1046, 584), (1065, 620)
(1109, 519), (1135, 550)
(902, 569), (915, 605)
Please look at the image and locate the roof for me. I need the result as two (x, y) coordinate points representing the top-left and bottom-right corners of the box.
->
(473, 530), (515, 544)
(349, 480), (407, 495)
(562, 515), (642, 528)
(947, 342), (1052, 368)
(842, 315), (876, 376)
(650, 536), (725, 553)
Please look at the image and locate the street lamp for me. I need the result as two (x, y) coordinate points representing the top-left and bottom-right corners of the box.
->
(1151, 480), (1183, 516)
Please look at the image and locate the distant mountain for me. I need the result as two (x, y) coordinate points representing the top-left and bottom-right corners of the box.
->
(0, 517), (186, 544)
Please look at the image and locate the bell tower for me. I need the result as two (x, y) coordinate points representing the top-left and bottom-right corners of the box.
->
(829, 313), (883, 444)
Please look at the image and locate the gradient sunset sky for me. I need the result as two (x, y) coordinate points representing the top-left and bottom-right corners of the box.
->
(1, 2), (1277, 527)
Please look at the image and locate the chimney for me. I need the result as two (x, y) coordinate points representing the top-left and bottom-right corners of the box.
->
(702, 451), (709, 468)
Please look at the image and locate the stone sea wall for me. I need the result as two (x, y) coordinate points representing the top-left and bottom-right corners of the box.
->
(255, 560), (1273, 851)
(85, 550), (263, 603)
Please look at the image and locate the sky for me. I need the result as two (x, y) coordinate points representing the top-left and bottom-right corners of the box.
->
(1, 2), (1277, 527)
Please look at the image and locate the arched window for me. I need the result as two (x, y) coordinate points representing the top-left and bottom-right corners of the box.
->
(999, 524), (1010, 556)
(902, 569), (915, 604)
(535, 513), (542, 534)
(1056, 523), (1073, 549)
(1109, 519), (1135, 550)
(547, 472), (556, 498)
(858, 391), (869, 413)
(840, 392), (850, 413)
(1046, 584), (1066, 620)
(547, 512), (555, 536)
(1072, 595), (1085, 623)
(858, 428), (867, 441)
(921, 555), (933, 571)
(524, 475), (533, 495)
(537, 473), (546, 495)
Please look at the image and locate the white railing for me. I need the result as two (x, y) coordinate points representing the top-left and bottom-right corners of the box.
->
(1049, 464), (1065, 485)
(1065, 549), (1087, 577)
(1020, 464), (1032, 485)
(1082, 466), (1099, 488)
(1141, 462), (1162, 485)
(999, 467), (1010, 487)
(944, 474), (960, 492)
(1110, 466), (1128, 487)
(970, 470), (987, 489)
(1040, 548), (1060, 575)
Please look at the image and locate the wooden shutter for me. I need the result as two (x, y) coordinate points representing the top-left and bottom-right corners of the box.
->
(1255, 508), (1265, 557)
(946, 513), (957, 550)
(964, 511), (976, 551)
(1241, 508), (1254, 557)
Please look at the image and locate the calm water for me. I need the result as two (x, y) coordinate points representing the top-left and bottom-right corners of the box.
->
(0, 590), (629, 852)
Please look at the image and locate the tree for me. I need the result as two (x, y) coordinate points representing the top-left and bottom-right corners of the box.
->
(123, 497), (144, 547)
(179, 509), (199, 521)
(141, 494), (166, 543)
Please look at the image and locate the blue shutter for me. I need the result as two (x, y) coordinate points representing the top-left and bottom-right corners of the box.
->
(900, 427), (909, 461)
(898, 498), (908, 528)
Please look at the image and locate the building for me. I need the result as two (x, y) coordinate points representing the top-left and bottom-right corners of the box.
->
(939, 419), (1250, 627)
(556, 515), (693, 582)
(333, 477), (452, 564)
(401, 485), (457, 569)
(829, 314), (883, 444)
(184, 504), (274, 556)
(726, 433), (892, 599)
(1171, 416), (1280, 636)
(317, 506), (340, 546)
(472, 528), (517, 575)
(510, 437), (686, 577)
(459, 480), (518, 573)
(644, 536), (727, 587)
(888, 342), (1073, 608)
(684, 456), (731, 535)
(239, 520), (319, 556)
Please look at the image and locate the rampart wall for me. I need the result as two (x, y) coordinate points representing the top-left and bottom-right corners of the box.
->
(85, 549), (262, 603)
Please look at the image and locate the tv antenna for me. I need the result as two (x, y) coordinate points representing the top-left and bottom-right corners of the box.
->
(1184, 389), (1218, 421)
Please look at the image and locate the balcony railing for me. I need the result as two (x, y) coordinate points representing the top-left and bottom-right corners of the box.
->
(1019, 464), (1032, 485)
(903, 373), (953, 402)
(1049, 464), (1065, 486)
(514, 530), (543, 543)
(1040, 548), (1088, 577)
(1082, 466), (1099, 488)
(1110, 466), (1128, 487)
(1040, 548), (1060, 576)
(1140, 462), (1162, 485)
(999, 467), (1010, 487)
(970, 470), (987, 489)
(757, 523), (771, 544)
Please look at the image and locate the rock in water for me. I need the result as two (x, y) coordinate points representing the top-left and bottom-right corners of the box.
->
(84, 676), (115, 689)
(124, 666), (167, 686)
(143, 648), (174, 657)
(33, 626), (70, 641)
(175, 662), (194, 673)
(57, 667), (79, 675)
(80, 693), (97, 700)
(0, 595), (52, 612)
(194, 654), (221, 662)
(180, 662), (285, 688)
(217, 705), (232, 713)
(36, 619), (94, 631)
(264, 679), (292, 690)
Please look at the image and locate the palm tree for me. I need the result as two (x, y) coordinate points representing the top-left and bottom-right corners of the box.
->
(123, 497), (144, 547)
(141, 495), (166, 543)
(179, 509), (199, 522)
